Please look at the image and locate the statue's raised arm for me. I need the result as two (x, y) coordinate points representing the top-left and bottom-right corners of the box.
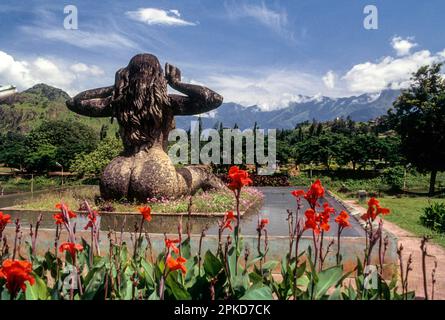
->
(66, 85), (114, 117)
(165, 63), (223, 115)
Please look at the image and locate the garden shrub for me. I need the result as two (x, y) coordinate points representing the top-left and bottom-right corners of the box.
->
(382, 166), (405, 191)
(420, 202), (445, 233)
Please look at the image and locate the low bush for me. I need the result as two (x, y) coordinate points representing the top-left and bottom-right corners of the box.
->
(420, 202), (445, 233)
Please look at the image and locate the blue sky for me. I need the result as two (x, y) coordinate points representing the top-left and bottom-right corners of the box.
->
(0, 0), (444, 110)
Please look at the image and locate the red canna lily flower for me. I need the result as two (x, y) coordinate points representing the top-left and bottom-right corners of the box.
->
(227, 166), (253, 191)
(59, 242), (84, 261)
(138, 206), (152, 222)
(304, 180), (325, 209)
(166, 256), (187, 274)
(165, 238), (180, 254)
(319, 203), (334, 231)
(291, 180), (325, 209)
(291, 189), (305, 198)
(221, 211), (236, 231)
(303, 209), (321, 234)
(361, 197), (390, 222)
(0, 211), (11, 230)
(0, 259), (35, 297)
(84, 210), (99, 230)
(335, 211), (351, 229)
(55, 203), (77, 217)
(258, 218), (269, 230)
(53, 203), (77, 225)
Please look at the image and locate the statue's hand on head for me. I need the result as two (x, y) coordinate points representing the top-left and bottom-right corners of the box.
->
(165, 63), (181, 86)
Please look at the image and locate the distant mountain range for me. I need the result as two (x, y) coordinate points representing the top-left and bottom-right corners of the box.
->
(0, 83), (400, 134)
(175, 89), (400, 130)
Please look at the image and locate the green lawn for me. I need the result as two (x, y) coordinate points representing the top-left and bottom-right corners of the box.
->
(289, 170), (445, 196)
(0, 176), (82, 194)
(376, 197), (445, 248)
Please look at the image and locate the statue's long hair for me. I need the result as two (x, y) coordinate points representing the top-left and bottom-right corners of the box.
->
(112, 54), (171, 152)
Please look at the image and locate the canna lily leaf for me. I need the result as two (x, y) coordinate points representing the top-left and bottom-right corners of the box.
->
(82, 268), (105, 300)
(203, 250), (223, 278)
(25, 274), (49, 300)
(313, 266), (344, 300)
(165, 273), (191, 300)
(240, 284), (273, 300)
(261, 260), (279, 273)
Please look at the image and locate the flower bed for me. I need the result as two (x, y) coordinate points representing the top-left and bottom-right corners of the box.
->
(10, 186), (264, 215)
(0, 167), (436, 300)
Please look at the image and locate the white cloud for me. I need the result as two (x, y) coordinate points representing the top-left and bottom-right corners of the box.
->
(391, 36), (418, 57)
(70, 63), (105, 76)
(200, 36), (445, 108)
(225, 1), (293, 41)
(21, 26), (138, 50)
(0, 51), (108, 95)
(205, 70), (324, 110)
(342, 49), (439, 93)
(322, 70), (336, 89)
(126, 8), (196, 26)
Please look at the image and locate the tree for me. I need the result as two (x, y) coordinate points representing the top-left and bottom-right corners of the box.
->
(25, 143), (58, 172)
(338, 134), (380, 170)
(27, 120), (99, 171)
(388, 64), (445, 195)
(295, 132), (339, 170)
(70, 137), (123, 177)
(0, 132), (28, 171)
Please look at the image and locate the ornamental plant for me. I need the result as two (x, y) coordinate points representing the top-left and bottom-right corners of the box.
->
(0, 170), (437, 300)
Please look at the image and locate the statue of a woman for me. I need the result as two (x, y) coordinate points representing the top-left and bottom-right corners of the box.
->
(67, 53), (225, 202)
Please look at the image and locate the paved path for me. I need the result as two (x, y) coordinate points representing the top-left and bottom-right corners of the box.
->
(344, 200), (445, 300)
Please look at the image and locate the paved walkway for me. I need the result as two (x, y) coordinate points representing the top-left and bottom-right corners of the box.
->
(344, 200), (445, 300)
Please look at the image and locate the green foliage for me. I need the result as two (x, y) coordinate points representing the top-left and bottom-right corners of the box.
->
(388, 63), (445, 193)
(0, 83), (115, 135)
(0, 229), (413, 300)
(278, 121), (401, 171)
(382, 166), (405, 191)
(70, 137), (123, 177)
(26, 120), (98, 171)
(0, 132), (28, 170)
(420, 202), (445, 233)
(24, 143), (58, 172)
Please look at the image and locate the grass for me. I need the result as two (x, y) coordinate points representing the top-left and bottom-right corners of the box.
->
(14, 186), (264, 214)
(0, 175), (83, 194)
(378, 197), (445, 248)
(349, 196), (445, 248)
(290, 170), (445, 196)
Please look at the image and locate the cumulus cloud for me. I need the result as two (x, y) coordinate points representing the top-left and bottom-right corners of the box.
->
(342, 49), (440, 93)
(201, 36), (445, 108)
(391, 36), (418, 57)
(0, 51), (106, 95)
(322, 71), (336, 89)
(126, 8), (196, 26)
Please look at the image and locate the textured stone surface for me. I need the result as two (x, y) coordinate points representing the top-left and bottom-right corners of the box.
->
(67, 54), (225, 202)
